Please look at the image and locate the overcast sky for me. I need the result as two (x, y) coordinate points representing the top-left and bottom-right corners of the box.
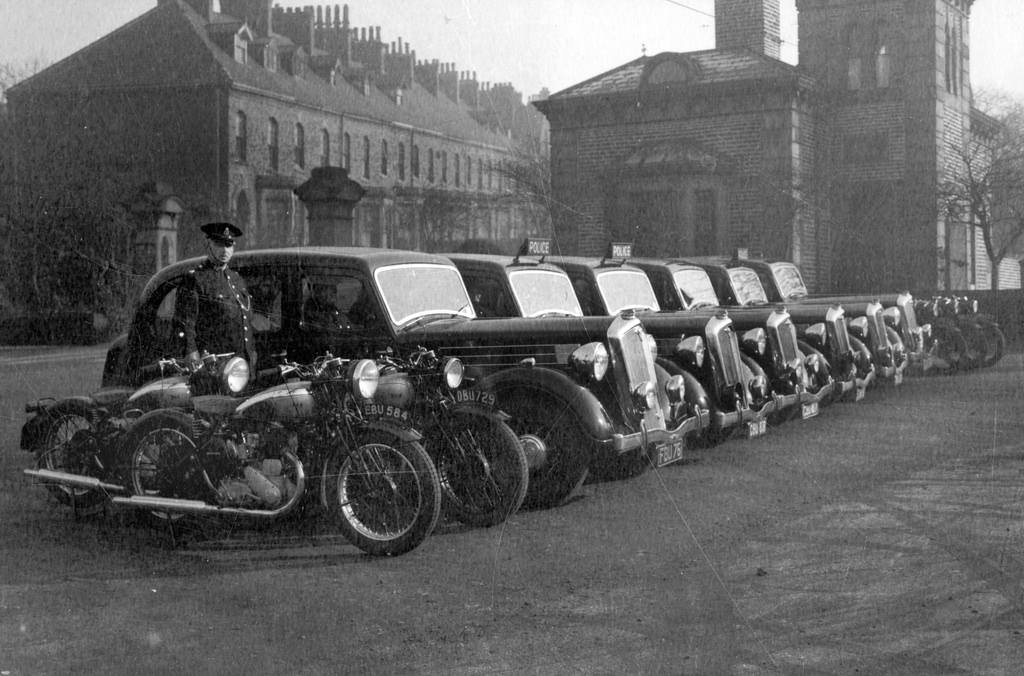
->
(3, 0), (1023, 101)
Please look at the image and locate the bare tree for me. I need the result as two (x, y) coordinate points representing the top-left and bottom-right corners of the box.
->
(939, 92), (1024, 290)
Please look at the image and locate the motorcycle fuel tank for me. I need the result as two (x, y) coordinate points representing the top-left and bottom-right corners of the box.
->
(234, 381), (317, 421)
(375, 373), (416, 410)
(127, 375), (191, 411)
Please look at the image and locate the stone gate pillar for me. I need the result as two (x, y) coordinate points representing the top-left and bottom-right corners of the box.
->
(294, 167), (366, 246)
(124, 181), (184, 275)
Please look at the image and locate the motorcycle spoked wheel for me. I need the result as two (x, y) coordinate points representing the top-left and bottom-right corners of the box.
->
(929, 324), (968, 374)
(976, 320), (1006, 369)
(426, 412), (529, 528)
(34, 400), (107, 515)
(126, 410), (207, 523)
(324, 430), (441, 556)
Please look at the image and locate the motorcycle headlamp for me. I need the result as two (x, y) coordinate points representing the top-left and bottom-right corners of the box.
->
(848, 316), (868, 340)
(741, 328), (767, 357)
(443, 357), (465, 390)
(632, 381), (657, 412)
(349, 359), (380, 400)
(882, 306), (901, 329)
(804, 323), (827, 350)
(569, 342), (609, 382)
(676, 335), (705, 370)
(221, 356), (251, 394)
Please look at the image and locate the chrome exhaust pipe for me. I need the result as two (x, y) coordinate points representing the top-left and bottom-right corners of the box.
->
(24, 468), (125, 494)
(111, 460), (306, 519)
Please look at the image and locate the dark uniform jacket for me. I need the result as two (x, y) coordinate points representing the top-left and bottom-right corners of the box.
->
(174, 259), (255, 365)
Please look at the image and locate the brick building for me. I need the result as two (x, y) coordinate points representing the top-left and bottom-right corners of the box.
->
(535, 0), (1009, 293)
(6, 0), (547, 272)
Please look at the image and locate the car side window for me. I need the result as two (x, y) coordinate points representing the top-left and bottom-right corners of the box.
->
(243, 271), (283, 334)
(462, 272), (510, 318)
(300, 274), (380, 332)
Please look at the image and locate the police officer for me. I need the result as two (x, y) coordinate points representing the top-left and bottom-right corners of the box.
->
(175, 222), (255, 368)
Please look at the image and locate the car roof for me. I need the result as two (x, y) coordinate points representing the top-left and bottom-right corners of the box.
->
(629, 257), (708, 274)
(445, 252), (570, 276)
(544, 254), (649, 275)
(142, 246), (457, 297)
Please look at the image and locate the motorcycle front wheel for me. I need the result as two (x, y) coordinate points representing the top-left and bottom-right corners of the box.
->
(34, 400), (106, 514)
(427, 412), (528, 528)
(125, 410), (204, 522)
(325, 430), (441, 556)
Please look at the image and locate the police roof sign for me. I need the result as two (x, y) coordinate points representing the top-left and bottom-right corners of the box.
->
(608, 242), (633, 259)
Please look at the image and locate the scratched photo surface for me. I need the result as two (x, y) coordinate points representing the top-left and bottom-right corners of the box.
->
(3, 2), (1024, 674)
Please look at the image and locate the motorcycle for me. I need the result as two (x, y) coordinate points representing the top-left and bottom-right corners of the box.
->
(113, 354), (442, 557)
(371, 347), (529, 527)
(947, 295), (1006, 368)
(914, 297), (975, 372)
(21, 353), (253, 515)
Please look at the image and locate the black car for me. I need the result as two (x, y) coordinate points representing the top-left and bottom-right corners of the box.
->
(103, 247), (693, 508)
(631, 258), (867, 402)
(453, 243), (774, 440)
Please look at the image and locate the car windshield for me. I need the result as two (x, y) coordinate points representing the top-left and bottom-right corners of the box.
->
(673, 268), (719, 308)
(375, 263), (476, 326)
(595, 269), (660, 314)
(771, 263), (808, 299)
(509, 269), (583, 317)
(728, 267), (769, 305)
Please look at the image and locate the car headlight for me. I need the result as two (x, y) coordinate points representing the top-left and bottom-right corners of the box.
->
(803, 323), (827, 351)
(741, 328), (767, 357)
(632, 381), (657, 411)
(221, 356), (251, 394)
(443, 357), (464, 389)
(848, 316), (868, 340)
(882, 306), (901, 329)
(676, 335), (705, 370)
(349, 359), (380, 399)
(569, 342), (609, 382)
(664, 375), (685, 404)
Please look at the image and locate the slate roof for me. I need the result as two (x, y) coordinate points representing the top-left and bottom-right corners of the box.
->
(549, 49), (805, 100)
(10, 0), (510, 149)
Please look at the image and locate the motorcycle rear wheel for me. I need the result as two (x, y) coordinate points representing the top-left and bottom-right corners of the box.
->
(978, 320), (1006, 368)
(930, 324), (968, 374)
(34, 400), (107, 514)
(427, 412), (528, 528)
(326, 430), (441, 556)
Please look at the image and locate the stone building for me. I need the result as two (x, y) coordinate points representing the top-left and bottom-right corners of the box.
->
(535, 0), (1011, 293)
(6, 0), (547, 274)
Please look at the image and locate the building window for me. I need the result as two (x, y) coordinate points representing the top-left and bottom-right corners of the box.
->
(441, 151), (448, 183)
(876, 44), (891, 88)
(235, 111), (247, 162)
(412, 145), (420, 178)
(455, 154), (461, 187)
(844, 23), (866, 90)
(268, 117), (279, 171)
(294, 123), (305, 168)
(321, 129), (330, 166)
(234, 36), (248, 64)
(428, 148), (435, 182)
(343, 132), (351, 170)
(478, 157), (483, 189)
(381, 140), (389, 176)
(398, 143), (406, 181)
(362, 136), (370, 179)
(466, 157), (472, 188)
(487, 159), (493, 190)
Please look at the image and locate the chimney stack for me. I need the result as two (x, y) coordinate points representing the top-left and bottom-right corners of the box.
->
(714, 0), (781, 60)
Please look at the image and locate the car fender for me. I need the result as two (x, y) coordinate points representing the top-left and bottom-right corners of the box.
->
(102, 333), (129, 387)
(476, 366), (614, 443)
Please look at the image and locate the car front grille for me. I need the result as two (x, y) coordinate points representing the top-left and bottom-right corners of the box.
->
(706, 314), (742, 387)
(606, 313), (666, 430)
(826, 306), (851, 355)
(768, 311), (800, 367)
